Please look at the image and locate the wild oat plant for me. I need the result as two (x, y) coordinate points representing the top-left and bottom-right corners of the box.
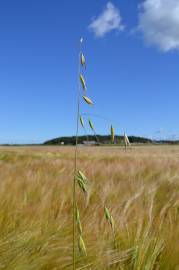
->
(73, 38), (94, 269)
(73, 38), (117, 269)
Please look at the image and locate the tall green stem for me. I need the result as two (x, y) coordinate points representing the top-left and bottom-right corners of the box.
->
(73, 41), (82, 270)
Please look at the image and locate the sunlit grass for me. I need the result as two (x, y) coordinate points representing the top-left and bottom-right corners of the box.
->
(0, 145), (178, 269)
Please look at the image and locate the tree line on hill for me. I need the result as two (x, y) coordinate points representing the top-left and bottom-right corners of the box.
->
(43, 135), (153, 145)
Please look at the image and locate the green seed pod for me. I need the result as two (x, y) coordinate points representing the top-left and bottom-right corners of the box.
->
(80, 74), (86, 91)
(83, 96), (93, 105)
(81, 53), (86, 68)
(104, 206), (111, 222)
(77, 221), (82, 235)
(104, 206), (115, 230)
(88, 119), (94, 131)
(75, 207), (80, 223)
(80, 116), (84, 128)
(76, 176), (87, 193)
(76, 208), (83, 234)
(111, 125), (115, 144)
(76, 171), (88, 193)
(78, 170), (87, 181)
(78, 235), (87, 255)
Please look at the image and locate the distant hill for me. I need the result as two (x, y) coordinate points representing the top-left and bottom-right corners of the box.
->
(43, 135), (153, 145)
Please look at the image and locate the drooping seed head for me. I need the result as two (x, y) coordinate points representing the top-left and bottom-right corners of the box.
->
(88, 119), (94, 131)
(104, 206), (111, 222)
(81, 53), (86, 68)
(76, 171), (87, 193)
(80, 74), (86, 91)
(104, 206), (115, 230)
(78, 170), (87, 181)
(76, 176), (87, 193)
(80, 116), (84, 128)
(76, 208), (83, 234)
(83, 96), (93, 105)
(111, 125), (115, 144)
(78, 235), (87, 255)
(76, 207), (80, 223)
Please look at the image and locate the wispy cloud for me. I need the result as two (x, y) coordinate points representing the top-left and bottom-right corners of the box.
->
(89, 2), (124, 38)
(138, 0), (179, 52)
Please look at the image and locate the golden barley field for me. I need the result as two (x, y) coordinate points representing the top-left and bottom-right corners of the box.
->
(0, 145), (179, 270)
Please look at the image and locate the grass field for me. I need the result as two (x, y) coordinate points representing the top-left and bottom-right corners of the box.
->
(0, 145), (179, 270)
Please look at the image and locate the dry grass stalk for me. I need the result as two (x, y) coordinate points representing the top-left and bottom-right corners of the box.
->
(124, 133), (130, 149)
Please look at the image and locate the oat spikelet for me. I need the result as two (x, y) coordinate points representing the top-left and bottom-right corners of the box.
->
(104, 206), (115, 230)
(81, 53), (86, 68)
(88, 119), (94, 131)
(111, 125), (115, 144)
(78, 235), (87, 255)
(80, 116), (84, 128)
(80, 74), (86, 91)
(78, 170), (87, 181)
(76, 208), (82, 235)
(76, 170), (87, 193)
(83, 96), (93, 105)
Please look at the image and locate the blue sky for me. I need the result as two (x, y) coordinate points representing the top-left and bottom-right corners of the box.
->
(0, 0), (179, 143)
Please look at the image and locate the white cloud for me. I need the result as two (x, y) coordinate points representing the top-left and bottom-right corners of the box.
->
(89, 2), (124, 38)
(138, 0), (179, 52)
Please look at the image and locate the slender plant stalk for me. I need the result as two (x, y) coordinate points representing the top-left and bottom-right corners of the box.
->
(124, 132), (127, 150)
(73, 38), (94, 267)
(73, 40), (82, 270)
(93, 130), (100, 145)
